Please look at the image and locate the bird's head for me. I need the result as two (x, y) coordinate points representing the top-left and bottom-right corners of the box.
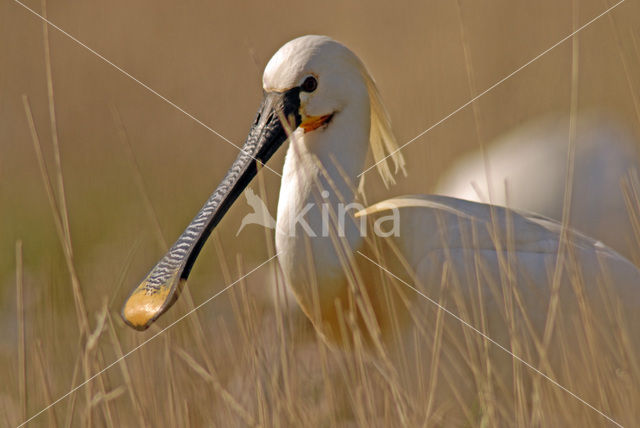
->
(262, 35), (369, 134)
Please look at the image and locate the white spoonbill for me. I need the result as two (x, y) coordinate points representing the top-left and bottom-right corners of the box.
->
(122, 36), (639, 354)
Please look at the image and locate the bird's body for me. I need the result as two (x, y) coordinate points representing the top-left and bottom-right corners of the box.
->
(362, 195), (640, 334)
(263, 37), (640, 347)
(123, 34), (638, 363)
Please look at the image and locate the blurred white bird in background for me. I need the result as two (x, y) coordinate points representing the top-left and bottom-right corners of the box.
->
(435, 113), (640, 262)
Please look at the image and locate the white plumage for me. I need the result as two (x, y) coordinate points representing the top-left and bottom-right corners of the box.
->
(435, 113), (640, 261)
(265, 36), (639, 346)
(123, 34), (639, 363)
(122, 34), (640, 426)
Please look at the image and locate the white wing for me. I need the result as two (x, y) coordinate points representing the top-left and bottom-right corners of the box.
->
(363, 194), (640, 336)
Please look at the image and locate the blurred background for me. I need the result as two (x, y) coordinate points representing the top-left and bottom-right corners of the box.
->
(2, 0), (640, 425)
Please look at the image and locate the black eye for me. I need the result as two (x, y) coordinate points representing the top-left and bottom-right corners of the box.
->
(301, 76), (318, 92)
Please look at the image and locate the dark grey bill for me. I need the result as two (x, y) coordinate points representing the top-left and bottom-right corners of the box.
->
(122, 89), (301, 330)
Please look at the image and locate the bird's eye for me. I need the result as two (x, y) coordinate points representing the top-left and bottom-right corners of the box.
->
(301, 76), (318, 92)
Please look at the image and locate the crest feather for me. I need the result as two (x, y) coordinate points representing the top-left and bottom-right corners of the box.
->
(358, 63), (407, 189)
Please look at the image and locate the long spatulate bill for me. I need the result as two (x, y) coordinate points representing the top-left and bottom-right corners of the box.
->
(122, 89), (301, 330)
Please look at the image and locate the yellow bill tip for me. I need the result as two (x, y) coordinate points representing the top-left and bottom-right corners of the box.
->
(121, 281), (173, 330)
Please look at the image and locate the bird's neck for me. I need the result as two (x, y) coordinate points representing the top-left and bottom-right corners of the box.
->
(275, 102), (370, 294)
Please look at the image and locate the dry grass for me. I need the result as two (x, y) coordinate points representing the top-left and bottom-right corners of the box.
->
(2, 1), (640, 427)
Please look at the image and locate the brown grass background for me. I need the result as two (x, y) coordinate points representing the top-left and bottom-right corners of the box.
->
(1, 0), (640, 426)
